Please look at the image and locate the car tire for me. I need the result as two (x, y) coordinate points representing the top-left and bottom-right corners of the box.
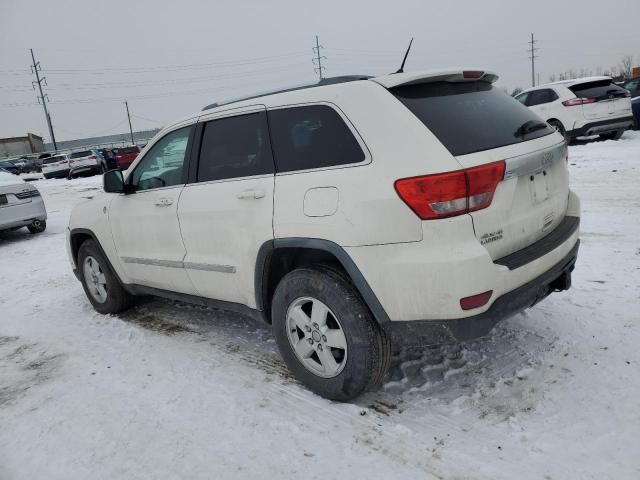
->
(77, 239), (135, 314)
(599, 130), (624, 141)
(548, 120), (569, 142)
(271, 267), (391, 401)
(27, 219), (46, 234)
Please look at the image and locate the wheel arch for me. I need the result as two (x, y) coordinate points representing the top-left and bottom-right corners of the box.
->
(69, 228), (125, 286)
(255, 238), (391, 326)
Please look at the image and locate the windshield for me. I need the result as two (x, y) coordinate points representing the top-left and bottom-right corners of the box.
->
(391, 81), (554, 156)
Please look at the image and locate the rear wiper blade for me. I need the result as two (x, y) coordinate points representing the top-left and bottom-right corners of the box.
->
(514, 120), (548, 138)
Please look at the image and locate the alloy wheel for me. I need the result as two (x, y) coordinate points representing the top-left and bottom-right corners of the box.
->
(285, 297), (348, 378)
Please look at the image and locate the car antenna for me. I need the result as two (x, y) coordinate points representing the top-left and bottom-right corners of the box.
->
(395, 37), (414, 74)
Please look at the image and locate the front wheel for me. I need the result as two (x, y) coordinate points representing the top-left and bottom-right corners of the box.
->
(599, 130), (624, 141)
(272, 267), (391, 401)
(548, 120), (569, 143)
(77, 239), (135, 314)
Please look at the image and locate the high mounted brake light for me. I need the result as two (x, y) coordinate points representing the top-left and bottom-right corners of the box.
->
(463, 70), (484, 79)
(394, 161), (505, 220)
(562, 97), (595, 106)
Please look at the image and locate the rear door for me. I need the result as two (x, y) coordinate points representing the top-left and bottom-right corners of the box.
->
(392, 80), (567, 260)
(569, 79), (631, 120)
(525, 88), (557, 120)
(178, 107), (275, 307)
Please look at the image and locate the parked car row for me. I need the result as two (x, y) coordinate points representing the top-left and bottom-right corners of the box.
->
(40, 146), (142, 179)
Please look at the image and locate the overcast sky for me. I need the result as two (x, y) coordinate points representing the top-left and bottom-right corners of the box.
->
(1, 0), (639, 142)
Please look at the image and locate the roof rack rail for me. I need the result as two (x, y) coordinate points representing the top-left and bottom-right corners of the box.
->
(202, 75), (372, 111)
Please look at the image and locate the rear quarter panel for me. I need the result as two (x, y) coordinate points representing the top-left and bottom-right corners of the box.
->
(271, 81), (464, 247)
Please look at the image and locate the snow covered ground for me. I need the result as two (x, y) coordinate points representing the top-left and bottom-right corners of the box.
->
(1, 132), (639, 479)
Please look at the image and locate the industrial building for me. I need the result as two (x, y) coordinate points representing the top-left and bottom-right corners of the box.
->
(0, 133), (44, 158)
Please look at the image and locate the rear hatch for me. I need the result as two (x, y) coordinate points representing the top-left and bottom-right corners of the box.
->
(0, 174), (36, 207)
(69, 150), (98, 170)
(390, 76), (568, 260)
(568, 79), (631, 120)
(42, 156), (69, 172)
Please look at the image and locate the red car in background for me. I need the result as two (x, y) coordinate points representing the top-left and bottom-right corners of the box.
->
(113, 146), (141, 170)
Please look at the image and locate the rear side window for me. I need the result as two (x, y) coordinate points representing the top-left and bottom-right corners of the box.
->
(197, 111), (274, 182)
(526, 89), (558, 106)
(71, 150), (92, 159)
(268, 105), (365, 173)
(569, 80), (628, 100)
(392, 82), (554, 156)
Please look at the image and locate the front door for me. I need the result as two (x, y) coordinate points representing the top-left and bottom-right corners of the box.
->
(109, 124), (196, 294)
(178, 108), (275, 308)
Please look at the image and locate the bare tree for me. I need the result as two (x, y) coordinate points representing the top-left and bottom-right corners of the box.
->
(595, 66), (603, 76)
(511, 87), (523, 97)
(549, 74), (557, 82)
(619, 55), (633, 80)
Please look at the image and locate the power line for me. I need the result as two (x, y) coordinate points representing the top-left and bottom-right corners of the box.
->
(528, 33), (539, 87)
(30, 48), (57, 151)
(312, 36), (326, 80)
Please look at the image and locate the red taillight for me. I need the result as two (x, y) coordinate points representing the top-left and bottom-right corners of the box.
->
(394, 161), (505, 220)
(88, 155), (97, 159)
(562, 97), (595, 107)
(460, 291), (493, 310)
(623, 91), (631, 98)
(463, 70), (484, 79)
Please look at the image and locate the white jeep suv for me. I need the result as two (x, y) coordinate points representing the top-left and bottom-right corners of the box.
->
(515, 76), (633, 142)
(67, 70), (581, 401)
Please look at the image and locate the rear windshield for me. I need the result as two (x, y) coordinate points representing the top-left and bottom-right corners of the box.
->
(43, 156), (65, 164)
(569, 80), (628, 100)
(71, 150), (93, 159)
(391, 81), (554, 156)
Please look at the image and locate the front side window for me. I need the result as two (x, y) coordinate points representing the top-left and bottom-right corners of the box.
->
(526, 89), (554, 106)
(268, 105), (365, 173)
(131, 126), (192, 191)
(515, 92), (528, 105)
(197, 112), (273, 182)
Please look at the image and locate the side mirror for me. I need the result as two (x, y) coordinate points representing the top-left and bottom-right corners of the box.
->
(103, 169), (125, 193)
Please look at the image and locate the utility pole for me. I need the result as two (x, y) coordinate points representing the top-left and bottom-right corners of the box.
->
(124, 100), (135, 145)
(29, 49), (57, 151)
(528, 33), (539, 87)
(312, 35), (326, 80)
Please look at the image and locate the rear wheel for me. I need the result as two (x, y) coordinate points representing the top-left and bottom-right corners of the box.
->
(271, 267), (391, 401)
(599, 129), (624, 141)
(27, 219), (46, 234)
(77, 239), (135, 314)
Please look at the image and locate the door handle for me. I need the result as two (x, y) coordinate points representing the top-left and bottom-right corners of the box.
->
(237, 189), (265, 200)
(154, 198), (173, 207)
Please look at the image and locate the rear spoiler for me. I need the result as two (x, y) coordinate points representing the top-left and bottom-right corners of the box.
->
(372, 69), (498, 89)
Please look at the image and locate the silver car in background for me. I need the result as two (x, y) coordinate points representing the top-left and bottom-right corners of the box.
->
(0, 169), (47, 234)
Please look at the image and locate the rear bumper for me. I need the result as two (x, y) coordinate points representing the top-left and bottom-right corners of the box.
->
(568, 116), (634, 137)
(0, 196), (47, 230)
(43, 169), (70, 178)
(384, 239), (579, 345)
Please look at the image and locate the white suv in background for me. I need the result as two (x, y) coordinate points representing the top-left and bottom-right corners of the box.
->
(67, 70), (581, 401)
(516, 76), (633, 141)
